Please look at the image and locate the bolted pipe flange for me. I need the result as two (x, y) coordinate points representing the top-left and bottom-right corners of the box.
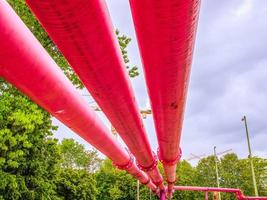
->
(157, 147), (182, 166)
(153, 180), (164, 187)
(166, 179), (177, 185)
(113, 148), (134, 170)
(137, 151), (158, 172)
(141, 177), (151, 185)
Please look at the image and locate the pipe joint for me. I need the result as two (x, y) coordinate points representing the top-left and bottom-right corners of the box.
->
(158, 147), (182, 166)
(167, 179), (177, 185)
(113, 149), (134, 170)
(141, 177), (151, 185)
(137, 151), (158, 172)
(153, 180), (164, 187)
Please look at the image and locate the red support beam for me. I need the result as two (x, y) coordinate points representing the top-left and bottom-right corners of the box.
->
(129, 0), (201, 192)
(0, 1), (156, 192)
(173, 186), (267, 200)
(25, 0), (163, 188)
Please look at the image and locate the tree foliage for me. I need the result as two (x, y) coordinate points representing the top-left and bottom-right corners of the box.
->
(59, 139), (102, 172)
(56, 169), (97, 200)
(115, 29), (139, 78)
(0, 83), (100, 199)
(95, 155), (267, 200)
(95, 159), (142, 200)
(0, 84), (61, 200)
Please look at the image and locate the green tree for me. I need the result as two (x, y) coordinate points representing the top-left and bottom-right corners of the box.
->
(172, 160), (201, 200)
(195, 156), (217, 188)
(237, 157), (267, 196)
(95, 159), (137, 200)
(0, 84), (61, 200)
(95, 159), (161, 200)
(59, 139), (102, 172)
(56, 169), (97, 200)
(115, 29), (139, 78)
(220, 153), (240, 188)
(193, 153), (267, 199)
(219, 154), (241, 200)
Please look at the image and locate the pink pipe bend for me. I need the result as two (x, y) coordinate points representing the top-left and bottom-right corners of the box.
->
(129, 0), (201, 190)
(0, 1), (156, 191)
(25, 0), (163, 188)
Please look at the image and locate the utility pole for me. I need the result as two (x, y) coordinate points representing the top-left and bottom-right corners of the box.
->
(214, 146), (221, 200)
(242, 116), (258, 196)
(137, 180), (140, 200)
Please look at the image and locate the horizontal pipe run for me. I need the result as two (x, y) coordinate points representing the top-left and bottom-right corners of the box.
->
(129, 0), (201, 190)
(25, 0), (163, 188)
(174, 186), (242, 193)
(0, 1), (156, 191)
(173, 186), (267, 200)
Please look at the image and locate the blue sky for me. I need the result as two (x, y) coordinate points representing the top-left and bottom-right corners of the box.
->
(53, 0), (267, 163)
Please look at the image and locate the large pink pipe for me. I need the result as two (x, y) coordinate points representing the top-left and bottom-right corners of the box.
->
(173, 186), (267, 200)
(0, 1), (156, 191)
(129, 0), (201, 190)
(25, 0), (163, 188)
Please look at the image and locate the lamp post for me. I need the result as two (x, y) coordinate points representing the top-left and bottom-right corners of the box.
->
(214, 146), (221, 200)
(241, 116), (258, 196)
(137, 180), (140, 200)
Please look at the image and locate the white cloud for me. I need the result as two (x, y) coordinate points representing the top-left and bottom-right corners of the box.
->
(236, 0), (253, 17)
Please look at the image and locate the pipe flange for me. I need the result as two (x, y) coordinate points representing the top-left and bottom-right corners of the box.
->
(113, 148), (134, 170)
(166, 179), (177, 185)
(137, 151), (158, 172)
(153, 180), (164, 187)
(157, 147), (182, 166)
(141, 178), (151, 185)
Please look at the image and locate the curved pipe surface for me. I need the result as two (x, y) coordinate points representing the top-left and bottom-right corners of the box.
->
(25, 0), (163, 187)
(129, 0), (201, 190)
(0, 1), (156, 191)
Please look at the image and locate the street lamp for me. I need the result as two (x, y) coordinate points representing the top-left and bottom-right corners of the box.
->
(241, 116), (258, 196)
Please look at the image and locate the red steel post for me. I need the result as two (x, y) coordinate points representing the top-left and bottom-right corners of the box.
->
(160, 190), (166, 200)
(205, 192), (209, 200)
(25, 0), (163, 188)
(0, 1), (156, 191)
(129, 0), (201, 191)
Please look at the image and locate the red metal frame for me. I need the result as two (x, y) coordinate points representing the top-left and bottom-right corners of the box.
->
(129, 0), (201, 193)
(25, 0), (163, 188)
(0, 1), (156, 192)
(173, 186), (267, 200)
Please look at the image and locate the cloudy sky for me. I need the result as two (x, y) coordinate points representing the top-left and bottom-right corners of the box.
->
(54, 0), (267, 163)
